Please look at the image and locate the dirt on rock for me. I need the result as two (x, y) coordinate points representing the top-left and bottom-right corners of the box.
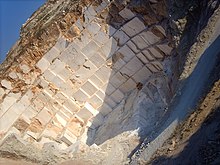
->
(149, 55), (220, 165)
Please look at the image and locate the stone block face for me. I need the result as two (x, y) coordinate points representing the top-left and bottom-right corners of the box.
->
(155, 25), (166, 36)
(126, 40), (139, 53)
(0, 92), (21, 117)
(107, 25), (117, 36)
(118, 45), (135, 62)
(26, 130), (41, 140)
(9, 102), (29, 115)
(13, 117), (29, 132)
(96, 90), (105, 100)
(63, 100), (79, 114)
(0, 106), (21, 133)
(67, 117), (83, 137)
(76, 107), (93, 122)
(87, 22), (101, 36)
(137, 52), (149, 64)
(140, 31), (160, 45)
(72, 89), (89, 103)
(60, 107), (72, 119)
(81, 41), (100, 58)
(87, 6), (97, 17)
(0, 0), (175, 153)
(101, 83), (116, 96)
(88, 94), (103, 109)
(53, 92), (67, 105)
(74, 18), (84, 31)
(89, 75), (104, 89)
(0, 87), (4, 99)
(39, 77), (49, 88)
(54, 112), (68, 127)
(123, 57), (143, 75)
(142, 50), (155, 61)
(42, 69), (56, 82)
(21, 105), (38, 124)
(110, 72), (127, 88)
(54, 37), (67, 51)
(157, 43), (173, 55)
(51, 116), (64, 130)
(112, 58), (126, 72)
(35, 107), (52, 126)
(40, 90), (52, 101)
(44, 47), (60, 63)
(119, 78), (136, 93)
(1, 79), (12, 90)
(104, 97), (117, 109)
(84, 102), (99, 116)
(32, 98), (44, 112)
(122, 17), (146, 37)
(146, 63), (159, 73)
(113, 29), (130, 46)
(95, 66), (112, 83)
(66, 62), (80, 73)
(91, 113), (104, 127)
(49, 59), (66, 74)
(67, 24), (81, 39)
(148, 47), (164, 59)
(61, 129), (77, 146)
(81, 30), (92, 46)
(60, 80), (76, 97)
(93, 31), (109, 46)
(41, 128), (59, 141)
(57, 67), (73, 81)
(20, 64), (30, 74)
(75, 61), (97, 82)
(132, 66), (151, 83)
(51, 76), (65, 89)
(89, 52), (106, 68)
(59, 50), (75, 64)
(132, 35), (149, 50)
(95, 0), (108, 13)
(72, 38), (84, 49)
(0, 100), (28, 132)
(21, 89), (33, 101)
(110, 89), (124, 104)
(100, 37), (118, 58)
(81, 81), (98, 97)
(119, 8), (135, 20)
(98, 103), (112, 116)
(152, 61), (163, 71)
(36, 57), (50, 73)
(83, 7), (96, 25)
(73, 52), (88, 67)
(8, 72), (18, 79)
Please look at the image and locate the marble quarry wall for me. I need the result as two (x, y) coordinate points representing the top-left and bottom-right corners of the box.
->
(0, 0), (218, 164)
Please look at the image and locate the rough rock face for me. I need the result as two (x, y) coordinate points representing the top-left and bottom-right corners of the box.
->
(0, 0), (219, 164)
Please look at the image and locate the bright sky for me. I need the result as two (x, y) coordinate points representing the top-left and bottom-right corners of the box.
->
(0, 0), (45, 63)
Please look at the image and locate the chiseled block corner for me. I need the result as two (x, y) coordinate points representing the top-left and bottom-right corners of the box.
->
(60, 129), (77, 146)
